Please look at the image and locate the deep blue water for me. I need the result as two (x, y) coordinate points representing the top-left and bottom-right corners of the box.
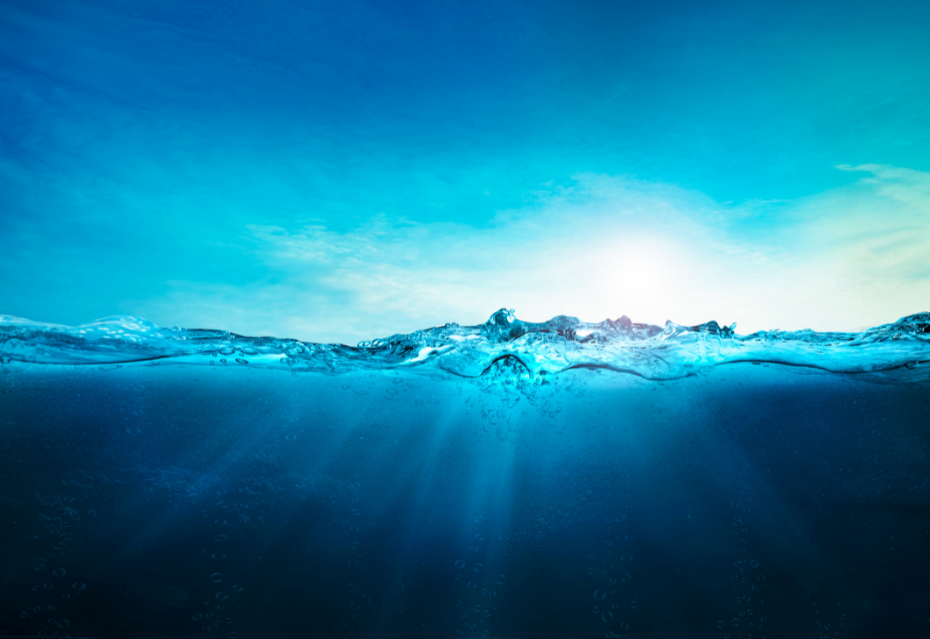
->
(1, 311), (929, 638)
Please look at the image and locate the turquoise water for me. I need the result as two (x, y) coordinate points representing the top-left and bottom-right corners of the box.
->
(1, 311), (929, 638)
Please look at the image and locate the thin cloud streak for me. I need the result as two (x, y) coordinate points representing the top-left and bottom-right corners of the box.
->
(133, 167), (930, 344)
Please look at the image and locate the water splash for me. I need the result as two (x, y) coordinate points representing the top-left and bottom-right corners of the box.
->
(1, 310), (928, 382)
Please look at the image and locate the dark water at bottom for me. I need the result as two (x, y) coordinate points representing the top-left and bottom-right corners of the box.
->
(1, 363), (928, 638)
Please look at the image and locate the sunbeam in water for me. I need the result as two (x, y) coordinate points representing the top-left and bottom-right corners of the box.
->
(1, 310), (929, 638)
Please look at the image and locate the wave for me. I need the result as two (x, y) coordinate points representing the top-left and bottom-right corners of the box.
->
(1, 310), (928, 382)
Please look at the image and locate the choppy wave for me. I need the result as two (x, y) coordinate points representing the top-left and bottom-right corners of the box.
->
(1, 310), (928, 382)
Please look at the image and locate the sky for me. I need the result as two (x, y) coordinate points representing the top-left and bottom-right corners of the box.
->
(1, 0), (928, 344)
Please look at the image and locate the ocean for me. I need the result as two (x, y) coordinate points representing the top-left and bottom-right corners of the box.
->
(1, 310), (928, 638)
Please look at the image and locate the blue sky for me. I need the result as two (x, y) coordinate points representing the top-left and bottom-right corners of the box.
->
(1, 0), (928, 343)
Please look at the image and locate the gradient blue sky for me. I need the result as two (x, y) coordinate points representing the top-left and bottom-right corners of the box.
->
(1, 0), (928, 343)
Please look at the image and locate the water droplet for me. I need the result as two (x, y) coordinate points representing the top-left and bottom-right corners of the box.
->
(72, 582), (84, 591)
(717, 620), (725, 629)
(474, 533), (485, 541)
(455, 560), (466, 569)
(731, 618), (740, 627)
(601, 611), (613, 622)
(52, 543), (66, 550)
(193, 613), (204, 621)
(34, 564), (45, 571)
(474, 563), (484, 572)
(212, 552), (226, 559)
(620, 621), (629, 630)
(52, 568), (66, 577)
(232, 585), (242, 592)
(749, 560), (759, 568)
(56, 619), (70, 629)
(285, 433), (297, 442)
(467, 581), (477, 589)
(214, 535), (228, 542)
(620, 553), (633, 563)
(496, 574), (506, 585)
(349, 541), (360, 550)
(216, 591), (228, 600)
(594, 589), (606, 601)
(211, 573), (225, 583)
(351, 508), (360, 516)
(474, 515), (484, 523)
(621, 573), (631, 583)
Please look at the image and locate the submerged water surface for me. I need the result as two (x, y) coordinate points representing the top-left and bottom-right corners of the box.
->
(1, 311), (929, 638)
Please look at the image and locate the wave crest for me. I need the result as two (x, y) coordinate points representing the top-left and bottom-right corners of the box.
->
(1, 310), (928, 382)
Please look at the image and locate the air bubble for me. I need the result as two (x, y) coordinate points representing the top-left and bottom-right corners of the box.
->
(594, 589), (606, 601)
(214, 535), (228, 542)
(53, 568), (66, 577)
(455, 560), (466, 569)
(72, 582), (85, 590)
(211, 573), (225, 583)
(212, 553), (226, 559)
(496, 574), (506, 585)
(216, 592), (228, 601)
(621, 573), (631, 583)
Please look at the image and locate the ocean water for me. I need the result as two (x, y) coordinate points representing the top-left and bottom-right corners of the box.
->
(1, 310), (929, 639)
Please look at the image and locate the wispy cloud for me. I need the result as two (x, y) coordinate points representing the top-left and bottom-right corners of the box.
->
(131, 167), (930, 343)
